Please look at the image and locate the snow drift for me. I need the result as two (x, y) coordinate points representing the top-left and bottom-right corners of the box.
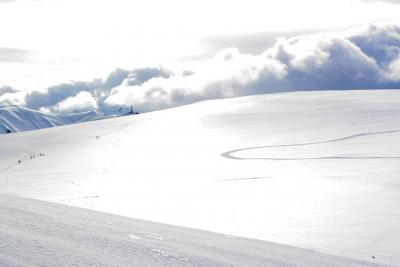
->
(0, 194), (382, 267)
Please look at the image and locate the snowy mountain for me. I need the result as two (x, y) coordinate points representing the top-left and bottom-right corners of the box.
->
(1, 90), (400, 266)
(0, 105), (106, 134)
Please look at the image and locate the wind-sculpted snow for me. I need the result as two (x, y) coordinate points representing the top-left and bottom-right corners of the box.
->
(0, 194), (386, 267)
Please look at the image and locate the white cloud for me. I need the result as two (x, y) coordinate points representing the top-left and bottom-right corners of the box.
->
(0, 47), (34, 62)
(0, 85), (17, 96)
(387, 58), (400, 80)
(104, 23), (400, 112)
(21, 67), (170, 113)
(1, 22), (400, 114)
(3, 0), (400, 91)
(0, 90), (25, 106)
(363, 0), (400, 4)
(52, 91), (98, 113)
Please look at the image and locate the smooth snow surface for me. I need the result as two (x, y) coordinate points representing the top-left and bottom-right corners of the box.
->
(1, 90), (400, 265)
(0, 105), (105, 133)
(0, 194), (385, 267)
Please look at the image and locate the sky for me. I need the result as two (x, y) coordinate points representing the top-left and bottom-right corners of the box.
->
(0, 0), (400, 113)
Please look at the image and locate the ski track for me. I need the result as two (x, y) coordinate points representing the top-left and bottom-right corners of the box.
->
(221, 130), (400, 161)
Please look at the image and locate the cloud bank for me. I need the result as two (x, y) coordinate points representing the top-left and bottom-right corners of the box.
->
(0, 48), (34, 63)
(0, 85), (17, 95)
(363, 0), (400, 4)
(1, 23), (400, 114)
(0, 0), (40, 3)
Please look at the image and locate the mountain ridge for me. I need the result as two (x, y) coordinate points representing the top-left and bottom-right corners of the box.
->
(0, 105), (107, 134)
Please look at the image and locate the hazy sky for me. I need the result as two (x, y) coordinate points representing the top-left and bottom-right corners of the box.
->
(1, 0), (399, 89)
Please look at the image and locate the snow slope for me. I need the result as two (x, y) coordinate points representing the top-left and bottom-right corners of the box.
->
(0, 105), (105, 134)
(0, 193), (384, 267)
(1, 90), (400, 265)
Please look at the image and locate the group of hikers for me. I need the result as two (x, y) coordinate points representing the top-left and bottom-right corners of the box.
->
(17, 135), (101, 165)
(17, 135), (102, 165)
(30, 153), (45, 159)
(18, 153), (45, 164)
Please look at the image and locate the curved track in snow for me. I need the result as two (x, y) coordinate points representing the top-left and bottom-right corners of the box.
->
(221, 130), (400, 161)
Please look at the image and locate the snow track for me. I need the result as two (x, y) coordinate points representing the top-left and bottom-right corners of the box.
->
(221, 130), (400, 161)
